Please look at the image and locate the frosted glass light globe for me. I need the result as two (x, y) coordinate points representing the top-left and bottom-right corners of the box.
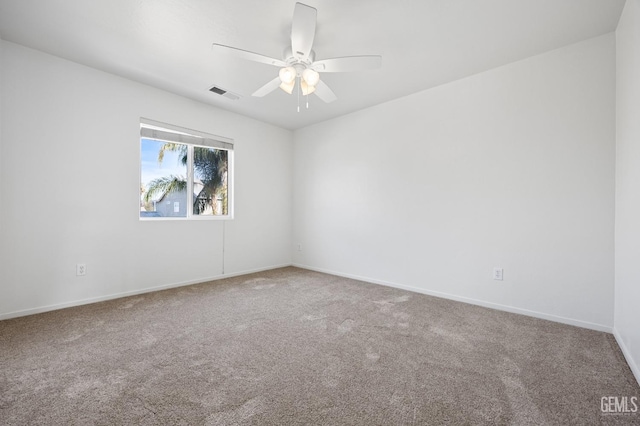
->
(279, 67), (296, 84)
(302, 68), (320, 86)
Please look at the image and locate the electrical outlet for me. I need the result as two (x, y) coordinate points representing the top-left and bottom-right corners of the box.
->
(493, 268), (504, 281)
(76, 263), (86, 276)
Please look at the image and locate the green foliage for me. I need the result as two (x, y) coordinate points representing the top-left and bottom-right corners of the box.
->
(158, 142), (187, 165)
(143, 175), (187, 204)
(194, 147), (228, 215)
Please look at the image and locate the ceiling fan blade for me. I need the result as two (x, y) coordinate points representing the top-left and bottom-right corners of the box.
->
(314, 80), (337, 103)
(291, 3), (317, 61)
(313, 55), (382, 73)
(252, 77), (283, 97)
(212, 43), (285, 67)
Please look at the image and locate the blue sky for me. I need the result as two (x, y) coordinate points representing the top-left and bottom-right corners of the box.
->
(140, 139), (186, 190)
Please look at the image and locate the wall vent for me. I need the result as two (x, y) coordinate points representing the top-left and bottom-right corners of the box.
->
(208, 85), (241, 101)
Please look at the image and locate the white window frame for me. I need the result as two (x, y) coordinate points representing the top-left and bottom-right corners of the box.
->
(139, 118), (234, 221)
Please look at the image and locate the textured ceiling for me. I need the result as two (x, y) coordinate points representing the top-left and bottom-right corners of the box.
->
(0, 0), (626, 130)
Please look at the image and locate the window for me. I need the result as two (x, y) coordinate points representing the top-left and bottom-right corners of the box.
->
(139, 119), (233, 219)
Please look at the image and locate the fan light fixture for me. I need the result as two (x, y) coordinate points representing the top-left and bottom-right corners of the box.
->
(300, 80), (316, 96)
(278, 66), (319, 96)
(279, 66), (296, 84)
(302, 68), (320, 86)
(280, 79), (295, 94)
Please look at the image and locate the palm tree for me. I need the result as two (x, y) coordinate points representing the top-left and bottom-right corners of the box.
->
(193, 147), (228, 215)
(143, 175), (187, 206)
(144, 143), (228, 215)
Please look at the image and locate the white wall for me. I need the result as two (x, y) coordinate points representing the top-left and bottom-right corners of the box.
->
(0, 37), (4, 302)
(293, 34), (616, 331)
(614, 0), (640, 384)
(0, 41), (293, 318)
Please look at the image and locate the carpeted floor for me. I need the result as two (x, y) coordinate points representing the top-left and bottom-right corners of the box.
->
(1, 267), (638, 425)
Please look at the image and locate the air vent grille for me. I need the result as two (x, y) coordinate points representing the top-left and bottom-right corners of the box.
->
(208, 86), (240, 101)
(209, 86), (226, 95)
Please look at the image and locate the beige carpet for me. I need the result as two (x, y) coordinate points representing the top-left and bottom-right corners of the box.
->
(1, 267), (638, 425)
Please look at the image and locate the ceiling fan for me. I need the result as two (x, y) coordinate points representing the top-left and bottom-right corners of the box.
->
(212, 2), (382, 108)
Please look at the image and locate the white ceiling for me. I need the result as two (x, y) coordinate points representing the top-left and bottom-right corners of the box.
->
(0, 0), (626, 130)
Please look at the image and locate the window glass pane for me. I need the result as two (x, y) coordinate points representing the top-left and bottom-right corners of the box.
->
(140, 139), (188, 218)
(193, 146), (229, 216)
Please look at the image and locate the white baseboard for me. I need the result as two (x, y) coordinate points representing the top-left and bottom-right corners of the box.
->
(293, 263), (613, 333)
(2, 262), (614, 335)
(0, 263), (292, 321)
(613, 328), (640, 387)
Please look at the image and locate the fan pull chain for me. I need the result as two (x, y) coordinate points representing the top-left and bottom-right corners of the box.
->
(297, 77), (300, 113)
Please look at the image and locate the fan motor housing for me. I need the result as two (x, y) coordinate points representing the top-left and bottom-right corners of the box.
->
(284, 47), (315, 67)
